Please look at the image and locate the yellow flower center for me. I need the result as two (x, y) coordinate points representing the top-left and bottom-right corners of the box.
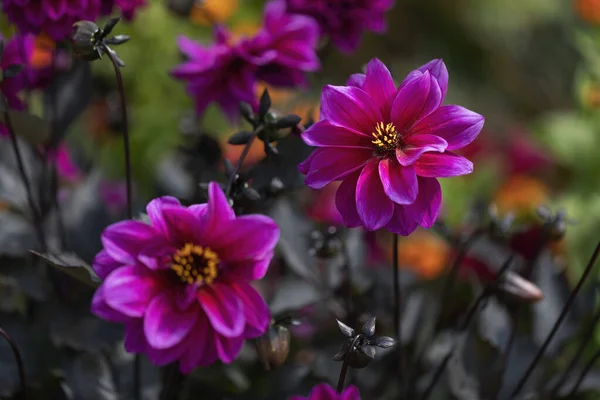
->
(171, 243), (220, 285)
(372, 122), (399, 154)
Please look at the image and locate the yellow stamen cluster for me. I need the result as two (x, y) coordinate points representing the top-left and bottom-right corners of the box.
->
(171, 243), (220, 285)
(372, 122), (399, 153)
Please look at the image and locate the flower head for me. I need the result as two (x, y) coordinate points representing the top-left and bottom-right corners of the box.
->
(2, 0), (103, 41)
(299, 58), (484, 236)
(290, 384), (360, 400)
(91, 182), (279, 372)
(284, 0), (395, 53)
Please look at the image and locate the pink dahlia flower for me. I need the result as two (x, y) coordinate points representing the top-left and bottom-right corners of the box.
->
(290, 384), (360, 400)
(2, 0), (102, 41)
(299, 58), (484, 235)
(91, 182), (280, 372)
(171, 2), (319, 121)
(284, 0), (395, 53)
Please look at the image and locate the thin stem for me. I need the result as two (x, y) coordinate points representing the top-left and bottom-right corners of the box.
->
(550, 304), (600, 395)
(2, 97), (46, 248)
(337, 336), (361, 393)
(225, 126), (261, 197)
(566, 349), (600, 397)
(511, 240), (600, 398)
(0, 327), (26, 399)
(102, 45), (137, 400)
(341, 239), (355, 326)
(160, 363), (184, 400)
(102, 46), (132, 220)
(392, 234), (404, 385)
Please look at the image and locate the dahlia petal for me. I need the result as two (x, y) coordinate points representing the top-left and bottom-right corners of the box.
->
(302, 119), (372, 148)
(396, 134), (448, 166)
(415, 152), (474, 177)
(201, 182), (235, 237)
(390, 71), (431, 131)
(145, 342), (185, 366)
(342, 386), (361, 400)
(313, 384), (338, 399)
(335, 172), (362, 228)
(224, 253), (273, 281)
(103, 265), (160, 318)
(410, 105), (485, 151)
(198, 284), (245, 337)
(215, 332), (244, 364)
(347, 73), (366, 88)
(124, 320), (147, 353)
(231, 283), (270, 337)
(144, 293), (199, 349)
(101, 220), (156, 264)
(406, 177), (442, 228)
(363, 58), (396, 116)
(137, 237), (175, 271)
(385, 204), (419, 236)
(179, 313), (218, 372)
(176, 35), (212, 60)
(187, 204), (208, 220)
(92, 249), (121, 279)
(160, 205), (202, 245)
(378, 159), (418, 205)
(91, 285), (129, 323)
(305, 148), (372, 190)
(422, 73), (443, 118)
(320, 85), (382, 133)
(175, 284), (201, 311)
(298, 150), (317, 175)
(146, 196), (180, 237)
(356, 161), (394, 230)
(215, 215), (279, 261)
(418, 59), (449, 99)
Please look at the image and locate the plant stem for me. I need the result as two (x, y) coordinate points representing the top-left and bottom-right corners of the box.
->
(337, 336), (361, 393)
(511, 240), (600, 398)
(566, 349), (600, 397)
(392, 234), (404, 384)
(550, 304), (600, 395)
(2, 97), (46, 248)
(102, 45), (137, 400)
(160, 363), (184, 400)
(102, 46), (133, 220)
(225, 126), (261, 197)
(0, 327), (26, 399)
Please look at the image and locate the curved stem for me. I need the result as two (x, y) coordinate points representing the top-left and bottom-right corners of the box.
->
(337, 335), (361, 393)
(2, 97), (46, 248)
(225, 126), (262, 197)
(0, 327), (26, 399)
(566, 349), (600, 397)
(511, 240), (600, 398)
(102, 46), (133, 220)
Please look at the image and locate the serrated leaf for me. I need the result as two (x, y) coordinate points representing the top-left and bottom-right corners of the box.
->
(30, 251), (100, 287)
(336, 320), (354, 338)
(0, 109), (50, 145)
(374, 336), (396, 349)
(362, 316), (376, 337)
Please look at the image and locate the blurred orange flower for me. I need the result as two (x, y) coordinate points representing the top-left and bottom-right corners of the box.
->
(221, 135), (267, 170)
(388, 230), (450, 279)
(493, 175), (550, 217)
(576, 0), (600, 24)
(30, 33), (55, 69)
(191, 0), (239, 25)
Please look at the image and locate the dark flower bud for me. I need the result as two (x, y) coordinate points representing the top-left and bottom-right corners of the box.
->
(336, 319), (355, 338)
(70, 21), (103, 61)
(259, 88), (271, 120)
(362, 316), (376, 338)
(275, 114), (302, 129)
(347, 345), (375, 369)
(495, 271), (544, 304)
(269, 177), (285, 195)
(240, 102), (255, 124)
(105, 35), (131, 45)
(242, 186), (261, 202)
(255, 324), (290, 370)
(227, 130), (254, 145)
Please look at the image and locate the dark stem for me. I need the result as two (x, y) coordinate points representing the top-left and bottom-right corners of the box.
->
(392, 234), (404, 385)
(0, 327), (26, 399)
(550, 304), (600, 395)
(337, 335), (361, 393)
(225, 126), (261, 197)
(341, 239), (355, 326)
(160, 363), (184, 400)
(102, 45), (137, 400)
(102, 46), (133, 220)
(566, 349), (600, 397)
(511, 240), (600, 398)
(2, 97), (46, 248)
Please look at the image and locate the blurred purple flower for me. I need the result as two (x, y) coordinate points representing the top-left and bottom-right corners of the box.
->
(103, 0), (147, 20)
(91, 182), (279, 372)
(49, 144), (81, 184)
(290, 383), (360, 400)
(99, 179), (129, 216)
(284, 0), (395, 53)
(171, 2), (320, 121)
(0, 34), (36, 110)
(299, 58), (484, 236)
(2, 0), (102, 41)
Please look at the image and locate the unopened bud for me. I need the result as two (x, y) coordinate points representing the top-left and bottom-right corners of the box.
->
(255, 324), (290, 370)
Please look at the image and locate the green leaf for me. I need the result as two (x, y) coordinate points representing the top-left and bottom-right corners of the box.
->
(30, 251), (100, 288)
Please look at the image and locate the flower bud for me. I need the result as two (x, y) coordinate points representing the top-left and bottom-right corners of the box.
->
(255, 324), (290, 370)
(70, 21), (103, 61)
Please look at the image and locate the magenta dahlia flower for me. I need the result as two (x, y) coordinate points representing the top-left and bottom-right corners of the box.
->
(284, 0), (395, 53)
(2, 0), (102, 41)
(290, 384), (360, 400)
(91, 182), (279, 372)
(102, 0), (147, 21)
(299, 58), (484, 236)
(0, 34), (36, 110)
